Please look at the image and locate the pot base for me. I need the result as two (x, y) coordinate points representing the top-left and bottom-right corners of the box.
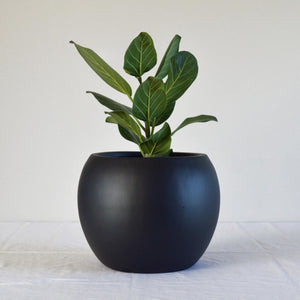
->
(104, 263), (197, 274)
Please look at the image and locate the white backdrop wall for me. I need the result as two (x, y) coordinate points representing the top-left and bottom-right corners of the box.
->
(0, 0), (299, 221)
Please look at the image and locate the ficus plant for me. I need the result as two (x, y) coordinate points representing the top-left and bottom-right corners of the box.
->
(70, 32), (217, 157)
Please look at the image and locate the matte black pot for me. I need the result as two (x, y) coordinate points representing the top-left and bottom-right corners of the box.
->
(78, 152), (220, 273)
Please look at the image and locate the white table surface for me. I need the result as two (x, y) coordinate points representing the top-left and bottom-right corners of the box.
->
(0, 222), (299, 300)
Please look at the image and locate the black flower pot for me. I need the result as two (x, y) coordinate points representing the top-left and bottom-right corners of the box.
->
(78, 152), (220, 273)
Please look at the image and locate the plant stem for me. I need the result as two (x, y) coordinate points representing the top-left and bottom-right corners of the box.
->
(150, 125), (155, 136)
(138, 145), (146, 157)
(127, 94), (146, 132)
(145, 121), (150, 138)
(127, 95), (134, 103)
(135, 117), (146, 132)
(137, 76), (142, 84)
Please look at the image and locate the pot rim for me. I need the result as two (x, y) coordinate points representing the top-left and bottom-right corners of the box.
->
(91, 151), (207, 159)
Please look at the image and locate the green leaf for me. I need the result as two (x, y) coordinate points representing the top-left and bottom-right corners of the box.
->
(118, 125), (142, 145)
(172, 115), (218, 135)
(154, 51), (198, 125)
(105, 116), (117, 124)
(106, 116), (142, 145)
(154, 101), (176, 126)
(132, 77), (167, 125)
(165, 51), (198, 102)
(140, 123), (171, 157)
(123, 32), (157, 77)
(70, 41), (132, 96)
(155, 34), (181, 79)
(105, 111), (142, 141)
(87, 91), (132, 115)
(151, 148), (173, 157)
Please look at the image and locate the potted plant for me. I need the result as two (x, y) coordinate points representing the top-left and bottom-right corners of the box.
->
(70, 32), (220, 273)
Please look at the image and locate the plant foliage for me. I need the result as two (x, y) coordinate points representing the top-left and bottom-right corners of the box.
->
(70, 33), (217, 157)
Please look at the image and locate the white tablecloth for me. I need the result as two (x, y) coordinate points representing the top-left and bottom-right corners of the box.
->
(0, 222), (299, 299)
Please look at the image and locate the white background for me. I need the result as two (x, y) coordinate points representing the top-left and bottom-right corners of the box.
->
(0, 0), (299, 221)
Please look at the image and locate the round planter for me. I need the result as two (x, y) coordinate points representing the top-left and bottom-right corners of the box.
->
(78, 151), (220, 273)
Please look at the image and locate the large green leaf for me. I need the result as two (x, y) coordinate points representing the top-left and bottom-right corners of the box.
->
(154, 51), (198, 125)
(87, 91), (132, 115)
(140, 123), (171, 157)
(172, 115), (218, 135)
(70, 41), (132, 96)
(165, 51), (198, 102)
(155, 34), (181, 79)
(132, 77), (167, 125)
(123, 32), (157, 78)
(105, 111), (142, 141)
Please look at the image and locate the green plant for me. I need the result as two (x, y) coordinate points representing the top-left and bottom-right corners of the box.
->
(70, 32), (217, 157)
